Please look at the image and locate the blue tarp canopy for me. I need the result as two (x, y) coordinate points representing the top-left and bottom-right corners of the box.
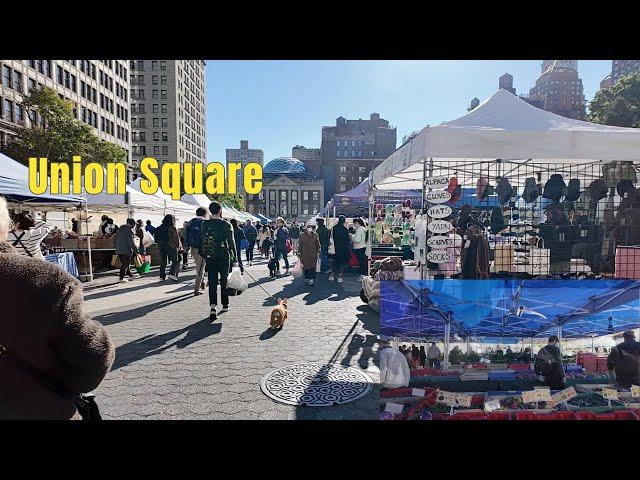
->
(381, 279), (640, 340)
(254, 213), (270, 224)
(0, 153), (84, 206)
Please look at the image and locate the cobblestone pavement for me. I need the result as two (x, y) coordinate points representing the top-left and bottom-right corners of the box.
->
(86, 253), (379, 419)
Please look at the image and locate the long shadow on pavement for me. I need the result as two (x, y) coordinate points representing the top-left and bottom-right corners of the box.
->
(110, 317), (222, 370)
(93, 293), (194, 326)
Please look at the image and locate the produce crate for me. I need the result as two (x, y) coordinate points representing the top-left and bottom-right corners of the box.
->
(596, 357), (609, 373)
(513, 411), (538, 420)
(536, 411), (579, 421)
(486, 412), (511, 420)
(93, 237), (116, 249)
(446, 411), (487, 420)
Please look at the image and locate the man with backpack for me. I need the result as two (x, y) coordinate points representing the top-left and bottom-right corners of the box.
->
(243, 219), (258, 266)
(199, 201), (237, 320)
(186, 207), (208, 296)
(534, 335), (566, 390)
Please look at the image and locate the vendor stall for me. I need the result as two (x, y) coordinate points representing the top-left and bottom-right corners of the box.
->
(370, 89), (640, 281)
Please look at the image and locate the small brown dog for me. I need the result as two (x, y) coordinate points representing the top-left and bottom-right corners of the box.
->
(270, 298), (288, 329)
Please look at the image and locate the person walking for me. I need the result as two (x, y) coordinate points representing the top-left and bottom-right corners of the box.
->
(289, 221), (300, 255)
(0, 197), (115, 420)
(316, 217), (331, 273)
(298, 221), (321, 286)
(419, 345), (427, 369)
(273, 217), (290, 275)
(9, 212), (51, 259)
(135, 220), (145, 255)
(229, 218), (246, 274)
(199, 201), (237, 320)
(607, 330), (640, 388)
(351, 217), (368, 281)
(179, 221), (189, 269)
(185, 207), (208, 296)
(145, 220), (155, 234)
(258, 225), (270, 258)
(328, 215), (349, 283)
(154, 214), (182, 282)
(114, 218), (138, 283)
(243, 219), (258, 266)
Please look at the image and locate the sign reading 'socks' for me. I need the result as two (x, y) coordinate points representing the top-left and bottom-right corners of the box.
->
(426, 250), (452, 264)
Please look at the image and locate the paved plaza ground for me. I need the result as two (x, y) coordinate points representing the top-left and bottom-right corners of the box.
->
(85, 253), (379, 420)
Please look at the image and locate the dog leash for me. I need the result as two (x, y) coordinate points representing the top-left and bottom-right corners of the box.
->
(241, 266), (281, 305)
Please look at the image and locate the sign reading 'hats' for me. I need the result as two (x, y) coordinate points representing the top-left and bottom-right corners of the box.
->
(427, 220), (453, 234)
(425, 190), (451, 204)
(427, 236), (456, 249)
(427, 204), (452, 219)
(424, 176), (450, 189)
(426, 250), (452, 264)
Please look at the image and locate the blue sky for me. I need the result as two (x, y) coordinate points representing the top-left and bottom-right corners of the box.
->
(205, 60), (612, 165)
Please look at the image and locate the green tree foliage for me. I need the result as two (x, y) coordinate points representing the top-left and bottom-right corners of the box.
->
(587, 72), (640, 128)
(208, 191), (245, 211)
(1, 86), (126, 166)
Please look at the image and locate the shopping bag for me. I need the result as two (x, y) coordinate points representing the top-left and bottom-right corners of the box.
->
(133, 254), (144, 268)
(142, 231), (154, 247)
(240, 238), (249, 251)
(227, 267), (248, 292)
(328, 229), (336, 255)
(286, 239), (293, 253)
(348, 250), (359, 268)
(111, 254), (122, 268)
(292, 260), (304, 279)
(316, 256), (322, 273)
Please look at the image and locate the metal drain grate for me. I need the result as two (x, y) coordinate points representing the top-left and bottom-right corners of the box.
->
(260, 363), (373, 407)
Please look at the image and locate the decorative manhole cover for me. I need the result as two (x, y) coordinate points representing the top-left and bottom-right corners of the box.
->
(260, 363), (373, 406)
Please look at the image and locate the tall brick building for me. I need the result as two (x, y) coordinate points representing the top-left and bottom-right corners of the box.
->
(320, 113), (396, 200)
(528, 60), (585, 120)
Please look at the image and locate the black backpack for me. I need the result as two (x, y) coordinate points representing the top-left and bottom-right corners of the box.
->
(543, 174), (566, 203)
(200, 220), (232, 260)
(153, 225), (169, 248)
(565, 178), (581, 202)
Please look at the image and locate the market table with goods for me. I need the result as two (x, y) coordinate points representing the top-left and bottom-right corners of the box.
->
(380, 361), (640, 420)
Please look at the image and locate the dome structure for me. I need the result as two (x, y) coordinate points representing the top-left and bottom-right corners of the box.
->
(263, 157), (308, 175)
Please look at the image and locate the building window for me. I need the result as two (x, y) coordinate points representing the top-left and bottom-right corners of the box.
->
(152, 61), (158, 70)
(162, 132), (168, 141)
(336, 140), (341, 147)
(162, 146), (168, 155)
(303, 191), (309, 201)
(336, 150), (341, 157)
(2, 65), (11, 88)
(312, 191), (319, 201)
(153, 146), (160, 155)
(161, 118), (168, 127)
(153, 132), (160, 141)
(3, 99), (14, 121)
(269, 190), (276, 201)
(160, 61), (167, 70)
(153, 118), (159, 127)
(280, 191), (287, 201)
(161, 104), (167, 113)
(161, 76), (167, 85)
(291, 191), (298, 201)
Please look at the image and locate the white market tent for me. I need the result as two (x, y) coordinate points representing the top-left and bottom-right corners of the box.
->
(181, 193), (244, 221)
(371, 89), (640, 191)
(0, 153), (85, 209)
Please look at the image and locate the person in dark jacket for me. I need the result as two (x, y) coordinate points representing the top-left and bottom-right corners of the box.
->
(289, 221), (301, 255)
(229, 218), (246, 273)
(535, 335), (565, 390)
(0, 197), (115, 419)
(243, 220), (258, 266)
(316, 217), (331, 273)
(154, 214), (182, 282)
(179, 221), (189, 269)
(329, 215), (350, 283)
(607, 330), (640, 388)
(145, 220), (155, 234)
(186, 207), (208, 296)
(114, 218), (138, 282)
(135, 219), (145, 255)
(273, 216), (290, 274)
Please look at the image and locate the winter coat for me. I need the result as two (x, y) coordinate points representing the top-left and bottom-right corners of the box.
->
(607, 339), (640, 388)
(298, 230), (320, 269)
(115, 224), (137, 256)
(0, 242), (115, 419)
(316, 224), (331, 248)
